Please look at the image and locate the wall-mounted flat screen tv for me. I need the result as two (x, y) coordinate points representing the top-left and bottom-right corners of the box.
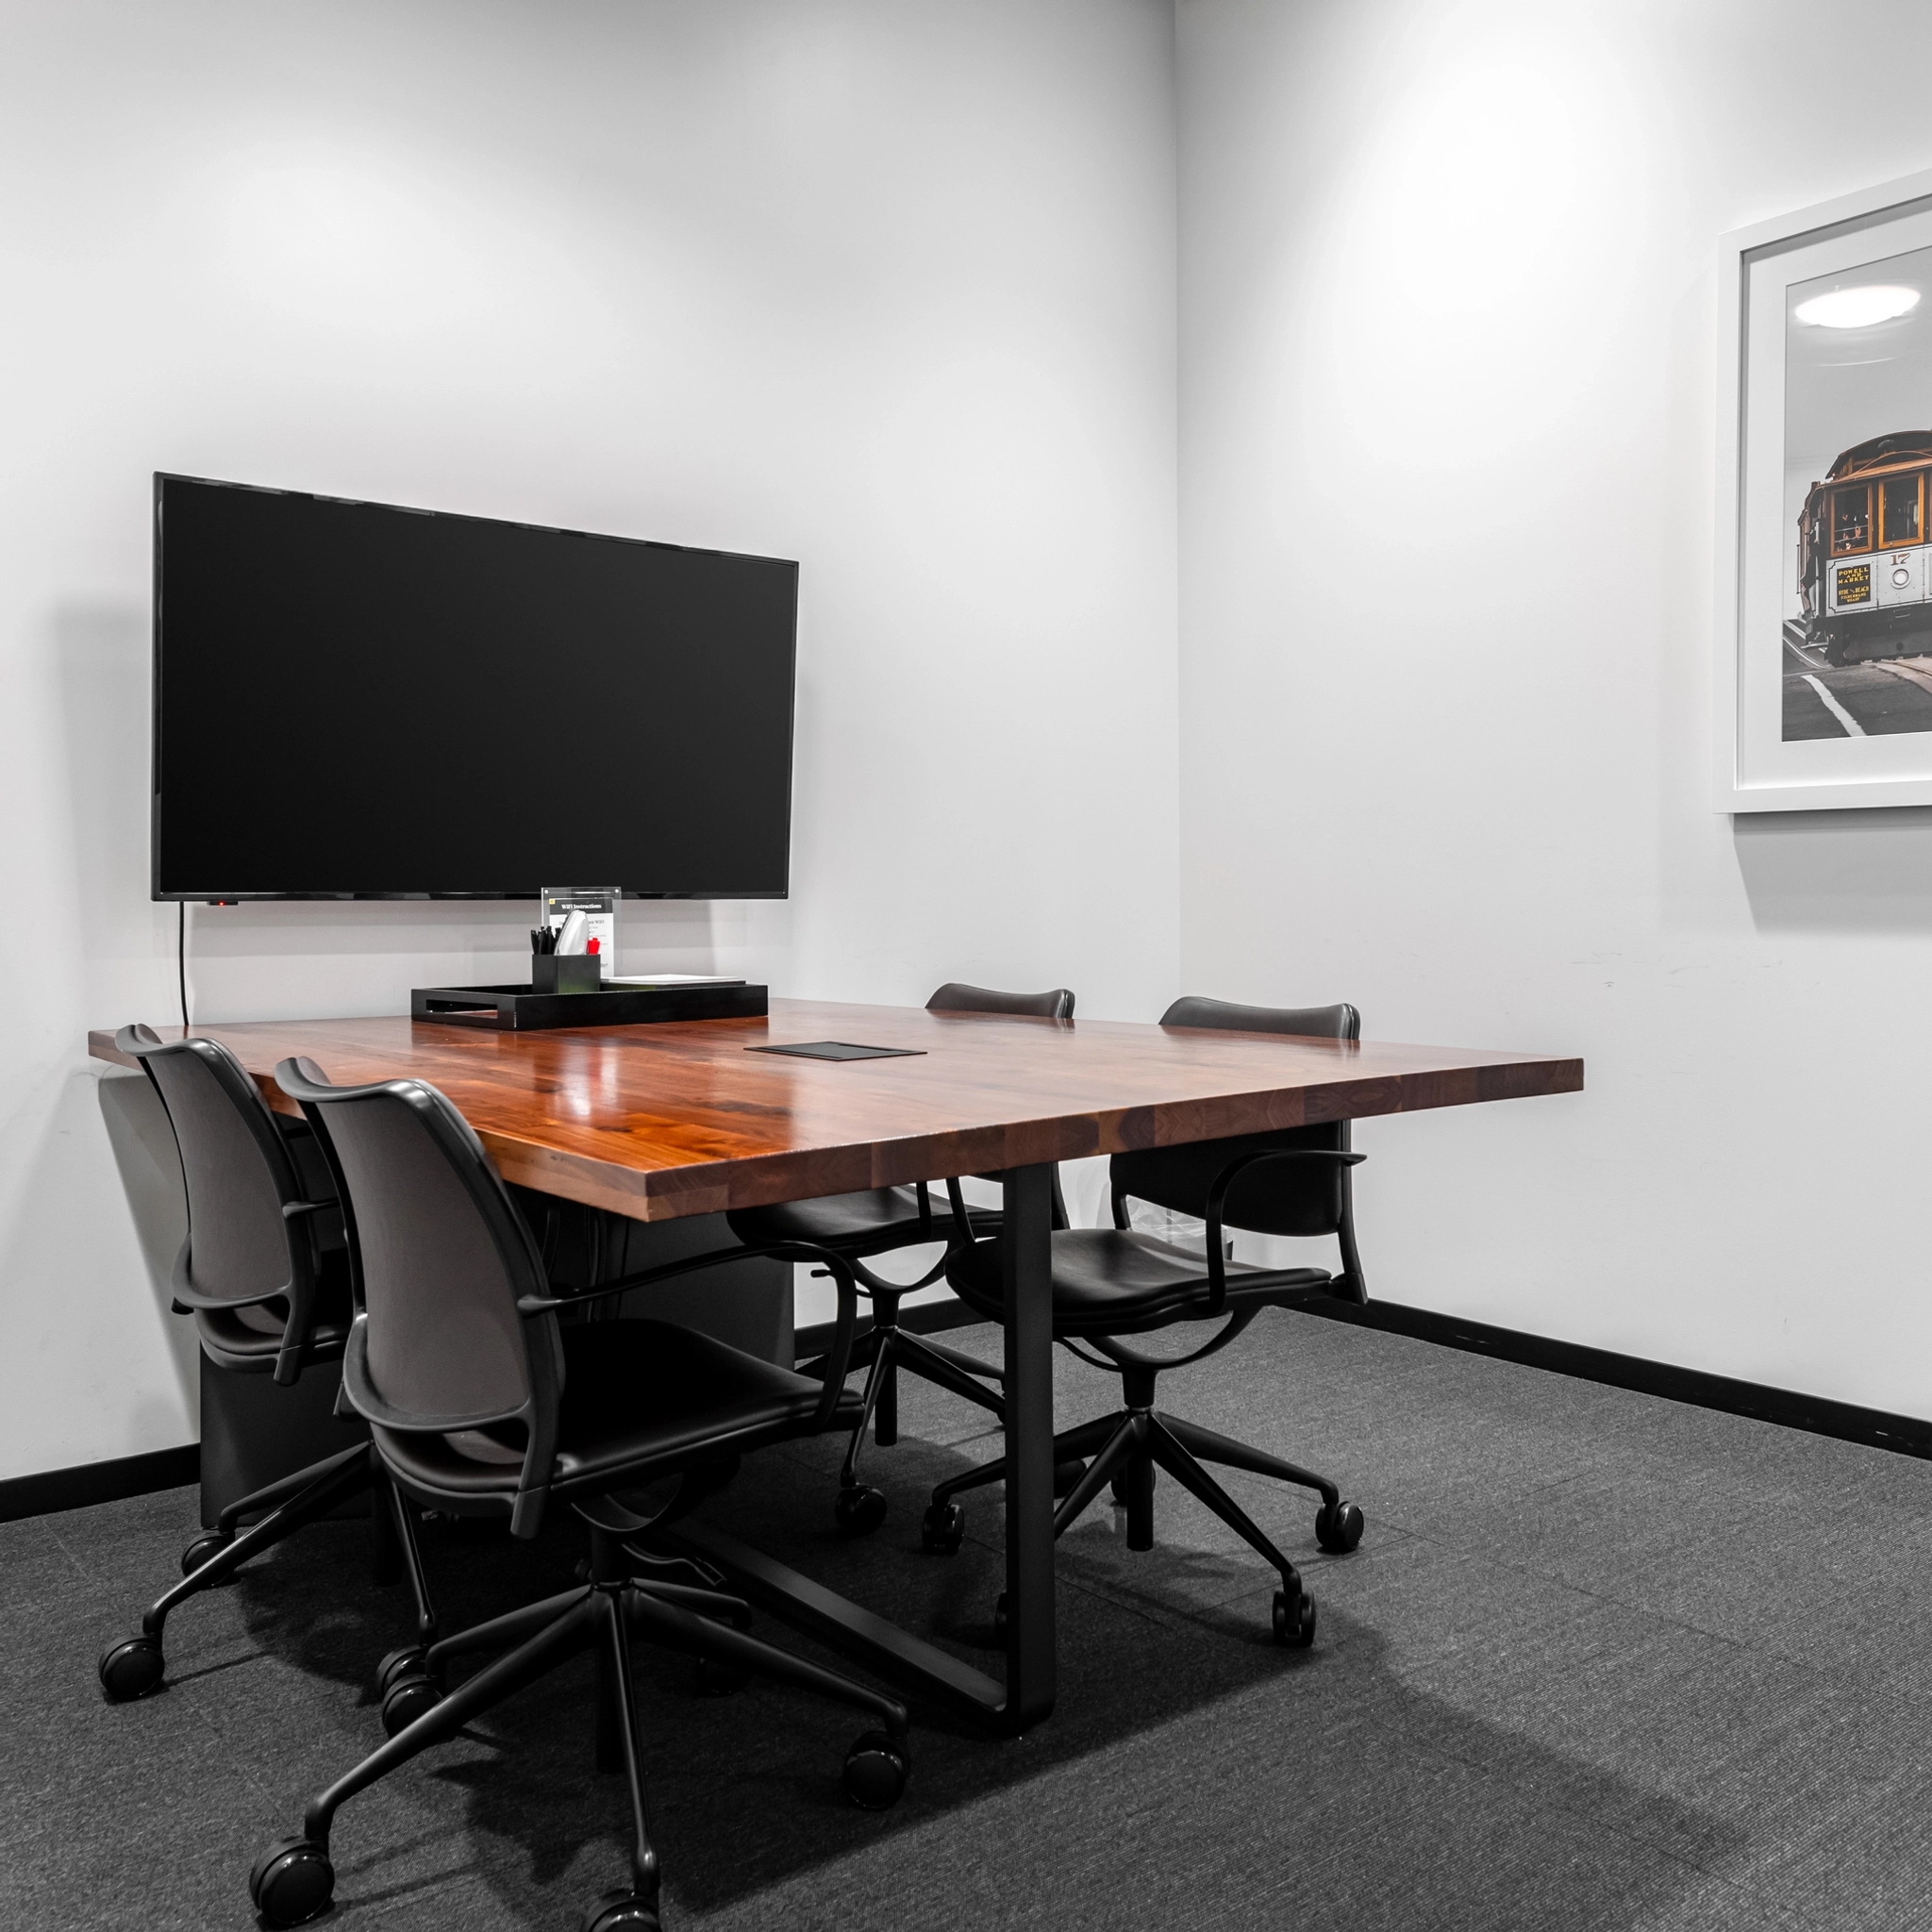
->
(152, 474), (797, 899)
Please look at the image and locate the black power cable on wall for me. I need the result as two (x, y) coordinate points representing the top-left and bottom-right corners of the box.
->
(177, 902), (189, 1032)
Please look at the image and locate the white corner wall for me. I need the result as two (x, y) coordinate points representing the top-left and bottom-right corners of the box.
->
(0, 0), (1180, 1482)
(30, 0), (1921, 1483)
(1177, 0), (1932, 1415)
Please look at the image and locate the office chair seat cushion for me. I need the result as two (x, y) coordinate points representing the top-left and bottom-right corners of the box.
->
(728, 1187), (984, 1258)
(193, 1251), (355, 1367)
(946, 1230), (1332, 1338)
(371, 1319), (864, 1500)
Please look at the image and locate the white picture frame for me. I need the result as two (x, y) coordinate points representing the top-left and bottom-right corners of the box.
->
(1715, 166), (1932, 812)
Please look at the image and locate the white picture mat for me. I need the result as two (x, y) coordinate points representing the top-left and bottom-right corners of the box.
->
(1715, 168), (1932, 810)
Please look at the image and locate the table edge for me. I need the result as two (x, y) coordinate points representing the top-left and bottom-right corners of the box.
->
(87, 1025), (1583, 1221)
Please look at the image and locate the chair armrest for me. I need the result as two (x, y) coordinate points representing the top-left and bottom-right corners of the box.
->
(944, 1176), (977, 1244)
(166, 1234), (291, 1315)
(948, 1170), (1066, 1233)
(1201, 1148), (1366, 1315)
(169, 1284), (291, 1313)
(274, 1203), (344, 1384)
(515, 1238), (863, 1433)
(339, 1317), (535, 1435)
(512, 1235), (844, 1313)
(170, 1221), (339, 1385)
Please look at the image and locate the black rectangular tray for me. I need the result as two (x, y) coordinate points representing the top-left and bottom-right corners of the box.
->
(411, 980), (767, 1031)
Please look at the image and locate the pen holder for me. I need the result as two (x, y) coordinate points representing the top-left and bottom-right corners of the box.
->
(531, 952), (603, 994)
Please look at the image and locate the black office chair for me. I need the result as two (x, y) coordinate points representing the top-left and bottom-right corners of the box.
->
(727, 980), (1074, 1534)
(248, 1057), (910, 1932)
(920, 997), (1370, 1649)
(97, 1025), (437, 1704)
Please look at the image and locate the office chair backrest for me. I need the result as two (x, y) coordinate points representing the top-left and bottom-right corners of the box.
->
(275, 1060), (546, 1431)
(924, 984), (1074, 1224)
(1110, 996), (1360, 1240)
(927, 983), (1075, 1020)
(1158, 996), (1357, 1042)
(115, 1024), (310, 1307)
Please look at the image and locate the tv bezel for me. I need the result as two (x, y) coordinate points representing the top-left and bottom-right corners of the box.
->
(150, 473), (797, 903)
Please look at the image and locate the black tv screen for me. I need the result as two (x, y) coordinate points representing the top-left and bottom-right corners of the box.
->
(152, 475), (797, 899)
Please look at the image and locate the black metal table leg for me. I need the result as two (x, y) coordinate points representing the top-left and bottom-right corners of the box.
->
(999, 1160), (1057, 1730)
(658, 1160), (1062, 1737)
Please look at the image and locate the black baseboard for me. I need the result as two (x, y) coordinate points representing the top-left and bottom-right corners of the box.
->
(794, 1292), (980, 1362)
(0, 1442), (200, 1524)
(1292, 1292), (1932, 1461)
(21, 1293), (1905, 1525)
(801, 1286), (1932, 1465)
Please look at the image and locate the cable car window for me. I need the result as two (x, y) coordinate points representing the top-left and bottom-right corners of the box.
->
(1881, 474), (1924, 547)
(1832, 486), (1873, 555)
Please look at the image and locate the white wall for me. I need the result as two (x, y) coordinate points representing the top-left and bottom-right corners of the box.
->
(1177, 0), (1932, 1416)
(0, 0), (1180, 1482)
(33, 0), (1917, 1480)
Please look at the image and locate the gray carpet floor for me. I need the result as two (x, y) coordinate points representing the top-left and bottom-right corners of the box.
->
(5, 1308), (1931, 1931)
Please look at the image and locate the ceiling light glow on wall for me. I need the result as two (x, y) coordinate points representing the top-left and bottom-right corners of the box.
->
(1793, 285), (1921, 328)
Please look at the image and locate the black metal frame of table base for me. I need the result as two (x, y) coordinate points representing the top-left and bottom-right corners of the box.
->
(661, 1161), (1058, 1737)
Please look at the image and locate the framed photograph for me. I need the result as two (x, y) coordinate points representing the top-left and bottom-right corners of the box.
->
(1716, 166), (1932, 811)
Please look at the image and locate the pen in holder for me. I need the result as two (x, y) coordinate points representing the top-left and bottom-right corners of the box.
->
(531, 951), (602, 993)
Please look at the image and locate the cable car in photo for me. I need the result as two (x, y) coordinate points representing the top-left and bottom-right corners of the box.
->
(1797, 431), (1932, 664)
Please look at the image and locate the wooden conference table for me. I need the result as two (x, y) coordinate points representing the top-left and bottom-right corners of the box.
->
(90, 998), (1582, 1736)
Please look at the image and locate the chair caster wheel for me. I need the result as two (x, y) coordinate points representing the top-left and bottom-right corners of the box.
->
(376, 1644), (429, 1697)
(381, 1673), (443, 1737)
(693, 1655), (749, 1696)
(1273, 1587), (1316, 1648)
(179, 1529), (231, 1577)
(843, 1728), (910, 1809)
(98, 1634), (165, 1702)
(580, 1888), (662, 1932)
(1315, 1500), (1364, 1554)
(991, 1591), (1008, 1645)
(249, 1836), (335, 1926)
(834, 1485), (887, 1536)
(1053, 1457), (1088, 1498)
(921, 1501), (965, 1555)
